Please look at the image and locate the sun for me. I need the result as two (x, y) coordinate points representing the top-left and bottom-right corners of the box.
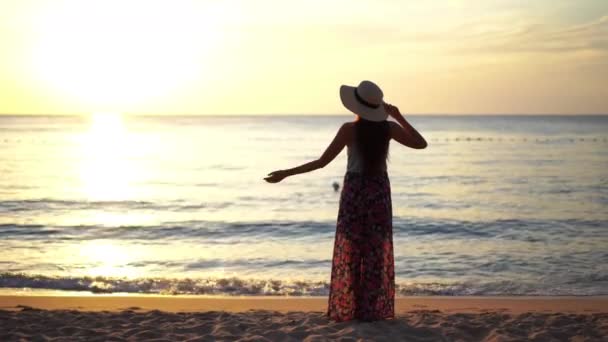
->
(30, 0), (226, 111)
(90, 112), (124, 136)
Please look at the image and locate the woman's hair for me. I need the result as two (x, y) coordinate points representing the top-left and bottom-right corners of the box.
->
(354, 118), (390, 174)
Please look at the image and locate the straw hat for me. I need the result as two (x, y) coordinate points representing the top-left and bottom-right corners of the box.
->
(339, 80), (388, 122)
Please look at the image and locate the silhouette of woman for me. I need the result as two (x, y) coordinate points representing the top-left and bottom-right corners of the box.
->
(264, 81), (427, 321)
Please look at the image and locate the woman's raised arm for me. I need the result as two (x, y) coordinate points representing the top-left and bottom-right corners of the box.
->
(385, 103), (427, 149)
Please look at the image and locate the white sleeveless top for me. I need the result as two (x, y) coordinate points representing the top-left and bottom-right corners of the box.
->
(346, 143), (387, 173)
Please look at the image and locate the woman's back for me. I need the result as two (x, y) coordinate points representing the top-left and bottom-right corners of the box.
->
(346, 144), (382, 173)
(346, 120), (390, 174)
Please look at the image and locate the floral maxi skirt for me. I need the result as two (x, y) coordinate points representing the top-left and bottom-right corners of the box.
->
(327, 172), (395, 322)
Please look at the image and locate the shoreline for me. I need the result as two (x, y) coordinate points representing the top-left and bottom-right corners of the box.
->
(1, 295), (606, 314)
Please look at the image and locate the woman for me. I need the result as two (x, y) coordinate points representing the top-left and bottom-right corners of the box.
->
(264, 80), (427, 321)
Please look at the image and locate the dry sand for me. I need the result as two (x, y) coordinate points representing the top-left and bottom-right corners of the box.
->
(1, 295), (607, 341)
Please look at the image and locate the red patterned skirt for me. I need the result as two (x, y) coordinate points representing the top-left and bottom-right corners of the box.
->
(327, 172), (395, 322)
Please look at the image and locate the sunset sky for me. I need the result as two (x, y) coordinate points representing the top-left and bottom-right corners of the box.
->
(0, 0), (606, 115)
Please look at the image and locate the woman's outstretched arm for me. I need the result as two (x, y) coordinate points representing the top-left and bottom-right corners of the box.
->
(264, 123), (350, 183)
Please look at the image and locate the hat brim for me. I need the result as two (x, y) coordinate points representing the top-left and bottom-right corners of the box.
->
(340, 85), (388, 122)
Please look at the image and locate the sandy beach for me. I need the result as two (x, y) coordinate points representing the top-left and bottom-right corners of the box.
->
(1, 295), (606, 341)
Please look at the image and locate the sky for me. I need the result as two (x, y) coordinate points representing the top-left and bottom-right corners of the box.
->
(0, 0), (607, 115)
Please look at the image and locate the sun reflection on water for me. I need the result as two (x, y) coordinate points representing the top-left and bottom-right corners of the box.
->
(79, 241), (139, 278)
(80, 112), (136, 201)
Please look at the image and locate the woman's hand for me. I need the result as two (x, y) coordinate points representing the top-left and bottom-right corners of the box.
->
(383, 103), (401, 119)
(264, 170), (289, 183)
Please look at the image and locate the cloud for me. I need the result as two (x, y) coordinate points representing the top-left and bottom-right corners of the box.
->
(303, 14), (608, 56)
(479, 15), (608, 53)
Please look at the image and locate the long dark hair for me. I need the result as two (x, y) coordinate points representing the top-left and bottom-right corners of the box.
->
(354, 118), (390, 174)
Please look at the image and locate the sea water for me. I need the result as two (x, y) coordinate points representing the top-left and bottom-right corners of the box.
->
(0, 114), (607, 296)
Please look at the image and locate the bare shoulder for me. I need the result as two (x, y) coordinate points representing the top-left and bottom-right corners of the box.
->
(341, 122), (355, 136)
(337, 122), (355, 144)
(342, 121), (355, 128)
(338, 122), (355, 134)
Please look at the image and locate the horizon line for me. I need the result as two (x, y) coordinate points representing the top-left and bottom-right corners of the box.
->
(1, 113), (607, 117)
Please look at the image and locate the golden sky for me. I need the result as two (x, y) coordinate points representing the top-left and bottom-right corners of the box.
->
(0, 0), (607, 115)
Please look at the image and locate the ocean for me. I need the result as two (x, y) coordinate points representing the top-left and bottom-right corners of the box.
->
(1, 114), (607, 296)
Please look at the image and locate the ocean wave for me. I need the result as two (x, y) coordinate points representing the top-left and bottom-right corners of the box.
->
(0, 199), (231, 213)
(123, 258), (332, 271)
(0, 218), (606, 242)
(0, 221), (336, 241)
(0, 273), (328, 296)
(1, 272), (606, 296)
